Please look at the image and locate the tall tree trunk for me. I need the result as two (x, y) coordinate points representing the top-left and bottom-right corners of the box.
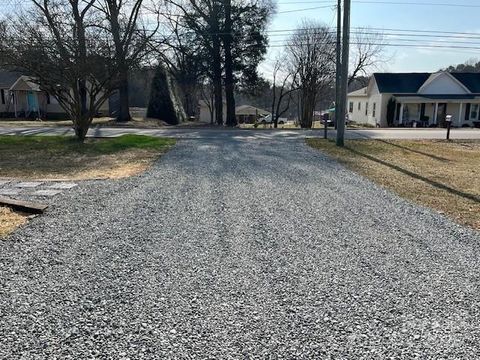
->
(212, 36), (223, 126)
(108, 1), (131, 123)
(74, 114), (91, 142)
(223, 0), (236, 127)
(74, 2), (89, 140)
(210, 88), (215, 125)
(117, 67), (131, 122)
(210, 1), (224, 126)
(271, 84), (277, 129)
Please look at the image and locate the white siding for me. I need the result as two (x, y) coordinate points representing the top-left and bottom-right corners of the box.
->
(348, 96), (370, 124)
(419, 73), (469, 95)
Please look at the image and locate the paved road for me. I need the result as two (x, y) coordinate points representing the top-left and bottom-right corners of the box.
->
(1, 133), (480, 358)
(1, 124), (480, 140)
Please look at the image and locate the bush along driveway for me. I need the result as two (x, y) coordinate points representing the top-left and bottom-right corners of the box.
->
(1, 132), (479, 358)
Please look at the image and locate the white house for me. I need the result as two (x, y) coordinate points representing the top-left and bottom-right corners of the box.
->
(347, 71), (480, 128)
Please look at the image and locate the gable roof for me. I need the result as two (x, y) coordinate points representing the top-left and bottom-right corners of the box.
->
(235, 105), (270, 116)
(348, 87), (368, 97)
(10, 75), (41, 92)
(373, 73), (431, 93)
(418, 72), (471, 94)
(373, 71), (480, 95)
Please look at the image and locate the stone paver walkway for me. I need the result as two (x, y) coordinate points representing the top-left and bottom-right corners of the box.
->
(0, 180), (78, 201)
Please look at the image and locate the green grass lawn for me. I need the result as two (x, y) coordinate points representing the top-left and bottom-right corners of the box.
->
(0, 135), (175, 180)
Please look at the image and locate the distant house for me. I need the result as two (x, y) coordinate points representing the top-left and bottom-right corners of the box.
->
(235, 105), (270, 124)
(0, 71), (109, 119)
(197, 102), (270, 124)
(347, 71), (480, 128)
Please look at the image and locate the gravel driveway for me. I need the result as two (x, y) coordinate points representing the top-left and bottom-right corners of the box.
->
(1, 133), (479, 358)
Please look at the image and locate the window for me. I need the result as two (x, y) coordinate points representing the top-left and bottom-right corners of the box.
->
(365, 102), (369, 116)
(349, 102), (354, 113)
(358, 102), (361, 111)
(0, 89), (5, 105)
(471, 104), (479, 120)
(46, 93), (51, 105)
(373, 103), (377, 117)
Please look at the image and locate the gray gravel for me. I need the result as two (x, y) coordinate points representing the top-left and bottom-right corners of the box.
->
(1, 132), (480, 359)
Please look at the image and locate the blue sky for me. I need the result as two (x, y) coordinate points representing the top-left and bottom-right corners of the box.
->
(262, 0), (480, 75)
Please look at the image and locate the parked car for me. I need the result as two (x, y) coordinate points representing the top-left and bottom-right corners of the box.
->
(259, 114), (288, 125)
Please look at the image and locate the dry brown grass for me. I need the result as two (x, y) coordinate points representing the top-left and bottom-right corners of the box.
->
(1, 149), (162, 180)
(307, 139), (480, 230)
(0, 207), (27, 238)
(0, 135), (175, 180)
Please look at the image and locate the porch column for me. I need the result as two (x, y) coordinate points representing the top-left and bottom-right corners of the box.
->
(433, 103), (439, 125)
(458, 102), (463, 127)
(13, 92), (17, 118)
(399, 103), (404, 125)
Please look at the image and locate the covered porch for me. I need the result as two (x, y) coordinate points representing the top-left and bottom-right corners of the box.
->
(393, 96), (480, 128)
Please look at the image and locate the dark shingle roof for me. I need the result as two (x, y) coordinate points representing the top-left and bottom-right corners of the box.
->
(374, 73), (430, 93)
(450, 72), (480, 93)
(0, 71), (23, 89)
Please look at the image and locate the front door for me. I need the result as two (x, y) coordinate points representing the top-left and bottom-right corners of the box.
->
(436, 103), (447, 127)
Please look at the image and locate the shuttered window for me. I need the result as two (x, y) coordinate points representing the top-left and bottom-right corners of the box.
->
(1, 89), (5, 105)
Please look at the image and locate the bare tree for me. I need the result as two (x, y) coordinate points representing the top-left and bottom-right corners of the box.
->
(1, 0), (119, 141)
(200, 80), (215, 124)
(271, 57), (297, 128)
(286, 21), (336, 128)
(349, 27), (388, 85)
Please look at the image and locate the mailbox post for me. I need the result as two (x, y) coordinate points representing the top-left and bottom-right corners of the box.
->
(446, 115), (452, 140)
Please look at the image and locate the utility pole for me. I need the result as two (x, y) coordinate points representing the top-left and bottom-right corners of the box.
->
(336, 0), (351, 147)
(334, 0), (342, 137)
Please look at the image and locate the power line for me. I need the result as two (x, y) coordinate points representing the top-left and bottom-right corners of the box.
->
(277, 0), (480, 8)
(269, 42), (480, 51)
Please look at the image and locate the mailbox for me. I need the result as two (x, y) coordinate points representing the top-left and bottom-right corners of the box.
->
(445, 115), (453, 140)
